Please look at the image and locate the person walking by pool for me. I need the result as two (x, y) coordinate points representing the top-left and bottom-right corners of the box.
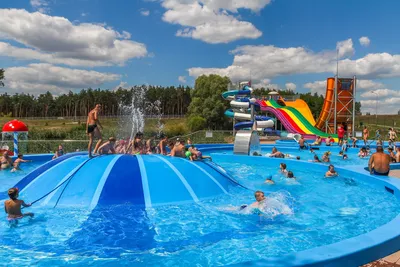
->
(87, 104), (103, 158)
(337, 126), (345, 146)
(4, 187), (34, 225)
(1, 153), (12, 170)
(363, 126), (369, 145)
(325, 165), (338, 177)
(11, 154), (31, 172)
(369, 145), (390, 176)
(349, 134), (358, 148)
(388, 128), (397, 148)
(52, 144), (65, 159)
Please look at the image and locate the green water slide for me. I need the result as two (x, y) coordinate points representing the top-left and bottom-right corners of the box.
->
(269, 99), (338, 138)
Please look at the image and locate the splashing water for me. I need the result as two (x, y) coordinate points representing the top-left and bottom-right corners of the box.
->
(118, 86), (147, 140)
(146, 99), (164, 137)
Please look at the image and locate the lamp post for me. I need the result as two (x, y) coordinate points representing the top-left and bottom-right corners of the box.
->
(371, 91), (378, 125)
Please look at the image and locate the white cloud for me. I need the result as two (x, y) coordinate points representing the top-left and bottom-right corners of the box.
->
(140, 9), (150, 16)
(160, 0), (271, 43)
(360, 98), (400, 114)
(360, 88), (400, 99)
(178, 76), (187, 83)
(252, 78), (271, 88)
(30, 0), (49, 13)
(2, 63), (120, 95)
(113, 81), (128, 91)
(0, 9), (148, 67)
(303, 80), (326, 96)
(188, 38), (400, 85)
(285, 82), (296, 91)
(359, 36), (370, 47)
(303, 79), (385, 96)
(336, 38), (354, 58)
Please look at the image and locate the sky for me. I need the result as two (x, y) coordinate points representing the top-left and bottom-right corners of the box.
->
(1, 0), (400, 114)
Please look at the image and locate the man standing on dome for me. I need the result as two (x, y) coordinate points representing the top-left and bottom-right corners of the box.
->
(86, 104), (103, 158)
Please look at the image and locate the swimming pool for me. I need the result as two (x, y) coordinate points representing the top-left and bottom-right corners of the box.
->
(1, 149), (400, 266)
(0, 155), (51, 192)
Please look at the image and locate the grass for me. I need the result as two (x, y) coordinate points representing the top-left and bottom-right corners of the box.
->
(0, 117), (189, 140)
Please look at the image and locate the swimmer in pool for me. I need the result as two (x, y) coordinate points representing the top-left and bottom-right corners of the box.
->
(4, 188), (34, 224)
(279, 163), (288, 176)
(287, 171), (295, 179)
(239, 190), (267, 211)
(325, 164), (338, 177)
(264, 176), (275, 184)
(11, 154), (31, 172)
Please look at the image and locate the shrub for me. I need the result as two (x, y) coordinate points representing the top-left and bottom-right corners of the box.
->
(187, 116), (206, 132)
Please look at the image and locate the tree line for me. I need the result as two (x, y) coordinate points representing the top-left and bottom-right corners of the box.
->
(0, 85), (192, 118)
(0, 71), (361, 131)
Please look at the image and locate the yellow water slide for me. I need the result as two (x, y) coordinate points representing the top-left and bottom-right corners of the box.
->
(284, 99), (316, 126)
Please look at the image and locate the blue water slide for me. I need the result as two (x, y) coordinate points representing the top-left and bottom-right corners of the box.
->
(234, 121), (254, 130)
(221, 89), (251, 99)
(12, 154), (239, 209)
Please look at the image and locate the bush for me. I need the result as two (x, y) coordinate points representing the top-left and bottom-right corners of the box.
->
(165, 124), (187, 137)
(187, 116), (206, 131)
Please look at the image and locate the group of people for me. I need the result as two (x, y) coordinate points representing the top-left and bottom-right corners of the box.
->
(0, 153), (31, 172)
(84, 104), (207, 161)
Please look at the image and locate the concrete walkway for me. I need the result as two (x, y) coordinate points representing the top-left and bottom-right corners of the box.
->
(363, 170), (400, 266)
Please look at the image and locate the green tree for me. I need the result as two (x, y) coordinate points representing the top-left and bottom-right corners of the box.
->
(188, 74), (231, 129)
(0, 68), (4, 87)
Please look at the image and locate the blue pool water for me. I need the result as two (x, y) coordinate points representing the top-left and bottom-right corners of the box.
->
(203, 146), (372, 166)
(0, 153), (399, 266)
(0, 160), (48, 191)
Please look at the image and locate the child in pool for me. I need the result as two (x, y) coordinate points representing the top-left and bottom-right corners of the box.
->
(11, 154), (31, 172)
(279, 163), (288, 176)
(4, 188), (34, 223)
(240, 190), (267, 211)
(287, 171), (295, 179)
(264, 176), (275, 184)
(325, 164), (338, 177)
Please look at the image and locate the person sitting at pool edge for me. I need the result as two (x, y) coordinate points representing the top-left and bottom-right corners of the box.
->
(52, 144), (65, 160)
(1, 153), (12, 170)
(4, 187), (34, 224)
(269, 147), (284, 158)
(369, 145), (390, 176)
(325, 165), (338, 177)
(312, 136), (322, 146)
(98, 137), (116, 155)
(11, 154), (31, 172)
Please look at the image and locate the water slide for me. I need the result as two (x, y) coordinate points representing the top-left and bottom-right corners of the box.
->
(285, 99), (316, 126)
(259, 99), (338, 140)
(0, 154), (237, 208)
(315, 77), (335, 129)
(222, 86), (274, 130)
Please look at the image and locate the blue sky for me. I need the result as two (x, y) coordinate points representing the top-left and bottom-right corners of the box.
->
(1, 0), (400, 113)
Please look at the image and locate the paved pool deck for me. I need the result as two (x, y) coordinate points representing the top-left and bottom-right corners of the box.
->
(363, 170), (400, 266)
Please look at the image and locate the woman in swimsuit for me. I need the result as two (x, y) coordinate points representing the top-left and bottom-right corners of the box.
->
(0, 154), (12, 170)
